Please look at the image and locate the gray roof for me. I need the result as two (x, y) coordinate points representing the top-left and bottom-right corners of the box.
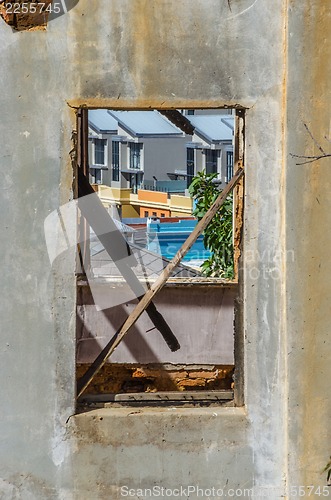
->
(221, 116), (235, 131)
(88, 109), (118, 134)
(187, 115), (234, 143)
(108, 110), (183, 137)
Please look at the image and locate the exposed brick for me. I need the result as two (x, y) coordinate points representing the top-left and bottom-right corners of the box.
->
(132, 368), (156, 379)
(177, 378), (207, 388)
(77, 363), (234, 394)
(187, 370), (217, 379)
(170, 371), (189, 380)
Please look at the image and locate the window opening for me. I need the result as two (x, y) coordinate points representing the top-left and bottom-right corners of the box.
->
(94, 138), (107, 166)
(129, 143), (143, 170)
(186, 148), (195, 188)
(94, 168), (102, 184)
(130, 172), (142, 194)
(75, 107), (245, 406)
(112, 140), (120, 181)
(205, 149), (218, 174)
(227, 151), (234, 182)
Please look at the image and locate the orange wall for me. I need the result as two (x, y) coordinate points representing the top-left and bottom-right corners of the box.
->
(139, 207), (170, 218)
(137, 189), (168, 204)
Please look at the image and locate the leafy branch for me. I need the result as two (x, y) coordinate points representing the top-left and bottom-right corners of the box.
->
(290, 123), (331, 165)
(189, 170), (234, 279)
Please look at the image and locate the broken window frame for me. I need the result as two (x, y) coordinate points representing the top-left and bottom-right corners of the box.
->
(74, 107), (245, 407)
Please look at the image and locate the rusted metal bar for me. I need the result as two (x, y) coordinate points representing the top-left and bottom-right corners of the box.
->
(233, 110), (245, 279)
(77, 167), (244, 397)
(233, 110), (245, 407)
(76, 109), (84, 274)
(80, 108), (90, 272)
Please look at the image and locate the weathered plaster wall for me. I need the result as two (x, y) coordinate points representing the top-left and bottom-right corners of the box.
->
(286, 0), (331, 488)
(0, 0), (329, 498)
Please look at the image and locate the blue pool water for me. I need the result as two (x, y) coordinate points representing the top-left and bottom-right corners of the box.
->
(147, 220), (211, 262)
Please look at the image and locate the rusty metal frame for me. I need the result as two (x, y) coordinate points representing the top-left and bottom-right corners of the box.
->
(233, 109), (245, 280)
(76, 108), (91, 274)
(233, 108), (245, 406)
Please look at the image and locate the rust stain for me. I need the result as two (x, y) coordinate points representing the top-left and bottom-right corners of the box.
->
(280, 0), (289, 484)
(233, 110), (245, 279)
(68, 98), (246, 110)
(289, 0), (331, 485)
(233, 148), (244, 279)
(125, 0), (190, 99)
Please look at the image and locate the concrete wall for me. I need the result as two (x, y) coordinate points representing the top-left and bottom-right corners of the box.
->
(286, 0), (331, 487)
(0, 0), (330, 498)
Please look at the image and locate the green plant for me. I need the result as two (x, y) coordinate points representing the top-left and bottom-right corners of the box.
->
(189, 170), (234, 279)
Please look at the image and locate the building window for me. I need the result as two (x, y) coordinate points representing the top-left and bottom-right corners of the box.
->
(93, 138), (107, 166)
(205, 149), (218, 174)
(130, 173), (142, 194)
(112, 140), (120, 181)
(129, 143), (143, 170)
(144, 211), (149, 217)
(187, 109), (195, 115)
(186, 148), (195, 188)
(226, 151), (234, 183)
(94, 168), (102, 184)
(161, 213), (165, 218)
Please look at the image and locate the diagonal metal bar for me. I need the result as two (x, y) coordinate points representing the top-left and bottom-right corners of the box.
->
(77, 166), (244, 398)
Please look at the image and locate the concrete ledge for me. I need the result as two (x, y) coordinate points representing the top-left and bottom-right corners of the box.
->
(71, 405), (247, 424)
